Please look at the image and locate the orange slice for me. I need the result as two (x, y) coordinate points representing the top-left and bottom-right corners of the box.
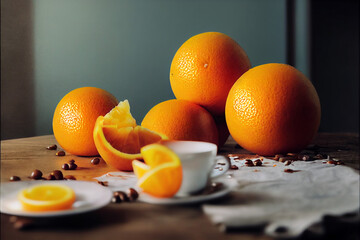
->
(93, 100), (167, 171)
(18, 184), (76, 212)
(132, 144), (182, 198)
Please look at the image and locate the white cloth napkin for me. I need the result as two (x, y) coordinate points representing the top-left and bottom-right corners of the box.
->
(202, 157), (360, 238)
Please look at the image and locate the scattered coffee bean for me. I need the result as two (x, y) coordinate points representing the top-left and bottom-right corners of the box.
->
(335, 160), (344, 165)
(65, 175), (76, 180)
(111, 195), (122, 203)
(245, 159), (254, 166)
(30, 169), (43, 180)
(45, 174), (56, 180)
(284, 160), (292, 166)
(91, 157), (100, 165)
(98, 181), (109, 187)
(69, 163), (78, 170)
(69, 159), (75, 164)
(9, 176), (21, 181)
(284, 168), (300, 173)
(62, 163), (70, 170)
(46, 144), (57, 150)
(50, 170), (63, 180)
(128, 188), (139, 201)
(314, 153), (327, 159)
(56, 151), (65, 156)
(274, 154), (284, 161)
(302, 155), (313, 161)
(217, 162), (226, 165)
(254, 159), (262, 166)
(114, 191), (129, 201)
(327, 160), (336, 165)
(230, 165), (239, 170)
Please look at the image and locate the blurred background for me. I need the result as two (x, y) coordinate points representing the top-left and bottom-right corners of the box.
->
(1, 0), (359, 140)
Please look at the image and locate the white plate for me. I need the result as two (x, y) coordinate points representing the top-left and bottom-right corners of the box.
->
(0, 181), (113, 217)
(138, 183), (231, 205)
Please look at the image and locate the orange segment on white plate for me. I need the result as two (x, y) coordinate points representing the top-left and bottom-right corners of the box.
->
(18, 184), (76, 212)
(132, 144), (182, 198)
(93, 100), (167, 171)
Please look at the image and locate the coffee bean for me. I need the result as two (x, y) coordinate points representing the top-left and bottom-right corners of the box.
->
(69, 159), (75, 164)
(56, 151), (65, 156)
(327, 160), (336, 165)
(30, 169), (43, 180)
(111, 195), (122, 203)
(65, 175), (76, 180)
(50, 170), (63, 180)
(45, 174), (56, 180)
(114, 191), (129, 201)
(91, 158), (100, 165)
(98, 181), (109, 187)
(254, 159), (262, 166)
(302, 155), (313, 161)
(245, 159), (254, 166)
(69, 163), (78, 170)
(128, 188), (139, 201)
(284, 168), (300, 173)
(62, 163), (70, 170)
(274, 154), (284, 161)
(314, 153), (327, 159)
(217, 162), (226, 165)
(9, 176), (21, 181)
(46, 144), (57, 150)
(230, 165), (239, 170)
(284, 160), (292, 166)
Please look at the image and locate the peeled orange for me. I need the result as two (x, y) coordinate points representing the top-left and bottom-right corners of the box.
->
(225, 63), (321, 156)
(18, 184), (76, 212)
(93, 100), (166, 171)
(133, 144), (182, 198)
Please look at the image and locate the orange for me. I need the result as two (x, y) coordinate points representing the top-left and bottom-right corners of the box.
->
(170, 32), (251, 116)
(132, 144), (182, 198)
(93, 100), (166, 171)
(53, 87), (118, 156)
(225, 63), (321, 156)
(18, 184), (76, 212)
(141, 99), (218, 146)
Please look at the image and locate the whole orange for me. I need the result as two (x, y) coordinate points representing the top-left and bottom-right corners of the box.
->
(225, 63), (321, 156)
(170, 32), (251, 116)
(141, 99), (218, 146)
(53, 87), (118, 156)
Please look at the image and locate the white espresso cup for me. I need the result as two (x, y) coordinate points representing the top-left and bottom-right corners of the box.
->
(161, 140), (229, 196)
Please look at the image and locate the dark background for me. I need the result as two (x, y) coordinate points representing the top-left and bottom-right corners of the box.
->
(1, 0), (359, 140)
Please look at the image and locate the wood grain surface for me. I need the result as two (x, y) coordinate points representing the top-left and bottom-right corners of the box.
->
(1, 133), (359, 240)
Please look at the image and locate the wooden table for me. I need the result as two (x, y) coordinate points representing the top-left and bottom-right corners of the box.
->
(1, 133), (359, 240)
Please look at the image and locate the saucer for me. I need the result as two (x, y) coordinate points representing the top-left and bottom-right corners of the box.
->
(0, 181), (113, 217)
(138, 182), (231, 205)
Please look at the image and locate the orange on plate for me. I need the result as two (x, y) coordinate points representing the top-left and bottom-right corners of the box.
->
(170, 32), (251, 116)
(141, 99), (218, 146)
(18, 184), (76, 212)
(53, 87), (118, 156)
(132, 144), (182, 198)
(93, 100), (166, 171)
(225, 63), (321, 156)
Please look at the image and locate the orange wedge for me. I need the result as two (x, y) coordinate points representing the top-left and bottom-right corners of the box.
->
(133, 144), (182, 198)
(93, 100), (167, 171)
(18, 184), (76, 212)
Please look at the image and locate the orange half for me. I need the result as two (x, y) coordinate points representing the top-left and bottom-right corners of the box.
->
(93, 100), (167, 171)
(133, 144), (182, 198)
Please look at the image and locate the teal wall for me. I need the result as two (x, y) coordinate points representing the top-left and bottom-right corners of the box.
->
(33, 0), (287, 135)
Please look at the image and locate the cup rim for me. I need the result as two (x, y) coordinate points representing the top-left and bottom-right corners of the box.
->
(160, 140), (218, 154)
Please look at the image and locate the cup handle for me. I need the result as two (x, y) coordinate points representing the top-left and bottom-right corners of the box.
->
(210, 155), (230, 178)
